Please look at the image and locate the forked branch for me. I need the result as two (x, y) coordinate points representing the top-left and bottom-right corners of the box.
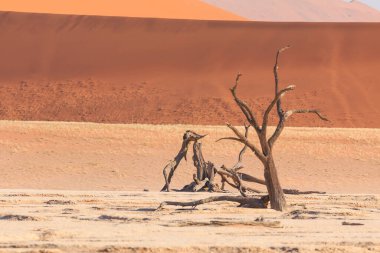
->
(267, 46), (328, 149)
(262, 84), (296, 132)
(231, 124), (250, 171)
(218, 124), (266, 163)
(269, 109), (329, 148)
(230, 73), (261, 132)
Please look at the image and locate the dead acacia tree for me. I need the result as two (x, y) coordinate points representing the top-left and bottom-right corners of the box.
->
(217, 46), (328, 211)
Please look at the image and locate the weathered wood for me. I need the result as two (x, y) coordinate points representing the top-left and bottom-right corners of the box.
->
(161, 131), (206, 192)
(283, 189), (326, 195)
(216, 166), (262, 194)
(231, 124), (250, 171)
(180, 174), (206, 192)
(193, 142), (207, 181)
(264, 154), (287, 211)
(218, 124), (266, 163)
(238, 172), (266, 185)
(157, 195), (270, 210)
(230, 73), (261, 133)
(179, 143), (221, 193)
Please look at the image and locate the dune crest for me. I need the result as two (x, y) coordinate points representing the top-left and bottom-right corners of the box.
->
(0, 0), (245, 20)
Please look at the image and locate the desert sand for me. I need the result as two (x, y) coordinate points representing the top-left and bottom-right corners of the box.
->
(0, 0), (244, 21)
(0, 190), (379, 253)
(0, 11), (380, 127)
(0, 121), (379, 193)
(202, 0), (380, 22)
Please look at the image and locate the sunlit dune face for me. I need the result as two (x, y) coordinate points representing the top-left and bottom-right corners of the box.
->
(0, 0), (246, 20)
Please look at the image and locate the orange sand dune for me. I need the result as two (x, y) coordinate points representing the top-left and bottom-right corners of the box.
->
(0, 11), (379, 127)
(0, 0), (245, 20)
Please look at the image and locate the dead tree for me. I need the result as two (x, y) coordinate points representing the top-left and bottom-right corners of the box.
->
(161, 130), (206, 192)
(218, 46), (328, 211)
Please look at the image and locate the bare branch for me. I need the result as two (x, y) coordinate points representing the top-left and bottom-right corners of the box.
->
(217, 166), (262, 194)
(218, 170), (239, 191)
(265, 46), (291, 152)
(268, 119), (285, 149)
(262, 85), (296, 131)
(268, 109), (328, 149)
(231, 124), (250, 171)
(225, 168), (247, 197)
(284, 109), (329, 121)
(237, 172), (266, 185)
(274, 45), (291, 118)
(222, 124), (266, 163)
(216, 137), (243, 143)
(283, 189), (326, 195)
(226, 167), (262, 194)
(230, 73), (261, 132)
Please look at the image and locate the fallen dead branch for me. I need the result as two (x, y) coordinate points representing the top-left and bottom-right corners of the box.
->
(283, 189), (326, 195)
(157, 195), (269, 210)
(165, 219), (282, 228)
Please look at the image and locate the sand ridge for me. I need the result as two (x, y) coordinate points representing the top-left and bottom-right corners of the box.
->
(0, 0), (245, 21)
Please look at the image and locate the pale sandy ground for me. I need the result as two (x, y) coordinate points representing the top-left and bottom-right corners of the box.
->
(0, 121), (379, 193)
(0, 190), (379, 252)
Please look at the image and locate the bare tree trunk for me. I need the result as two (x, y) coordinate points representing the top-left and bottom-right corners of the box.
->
(193, 142), (207, 181)
(264, 155), (286, 211)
